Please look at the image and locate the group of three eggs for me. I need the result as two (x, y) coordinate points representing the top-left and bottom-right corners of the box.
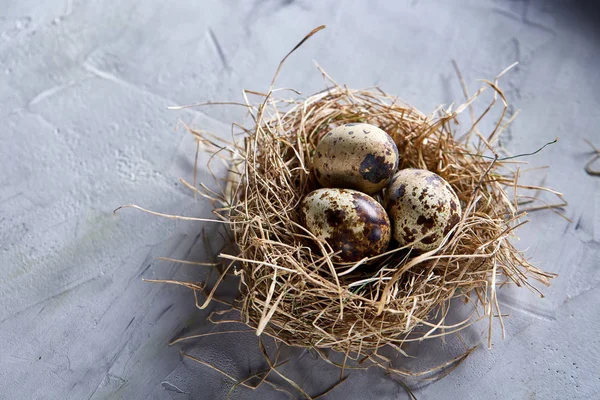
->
(300, 123), (462, 263)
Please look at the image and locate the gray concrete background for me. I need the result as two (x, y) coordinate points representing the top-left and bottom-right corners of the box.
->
(1, 0), (599, 399)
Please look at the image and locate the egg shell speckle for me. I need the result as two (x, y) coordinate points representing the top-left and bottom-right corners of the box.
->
(385, 169), (462, 251)
(300, 188), (391, 262)
(313, 123), (399, 195)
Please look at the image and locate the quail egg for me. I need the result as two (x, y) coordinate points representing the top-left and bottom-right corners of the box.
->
(384, 169), (462, 251)
(313, 123), (399, 195)
(300, 188), (391, 262)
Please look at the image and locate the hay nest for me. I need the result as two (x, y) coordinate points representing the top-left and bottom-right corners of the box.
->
(178, 61), (564, 361)
(115, 30), (567, 381)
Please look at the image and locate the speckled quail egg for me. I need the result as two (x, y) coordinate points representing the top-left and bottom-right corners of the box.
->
(384, 169), (462, 251)
(313, 123), (399, 195)
(300, 188), (391, 262)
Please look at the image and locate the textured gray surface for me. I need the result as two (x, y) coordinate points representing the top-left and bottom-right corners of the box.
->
(1, 0), (599, 399)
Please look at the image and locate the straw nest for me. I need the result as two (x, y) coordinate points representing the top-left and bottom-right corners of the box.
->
(172, 59), (565, 363)
(115, 30), (567, 382)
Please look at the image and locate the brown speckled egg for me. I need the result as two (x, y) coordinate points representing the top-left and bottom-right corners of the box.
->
(313, 123), (399, 195)
(384, 169), (462, 251)
(300, 188), (391, 262)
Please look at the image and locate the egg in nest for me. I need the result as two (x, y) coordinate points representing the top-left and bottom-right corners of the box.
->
(300, 188), (391, 262)
(312, 123), (399, 195)
(385, 169), (462, 251)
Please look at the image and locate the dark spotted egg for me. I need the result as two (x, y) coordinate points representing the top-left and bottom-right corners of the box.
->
(384, 169), (462, 251)
(300, 188), (391, 262)
(312, 123), (399, 195)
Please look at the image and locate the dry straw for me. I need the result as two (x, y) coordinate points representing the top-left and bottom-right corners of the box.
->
(117, 27), (566, 383)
